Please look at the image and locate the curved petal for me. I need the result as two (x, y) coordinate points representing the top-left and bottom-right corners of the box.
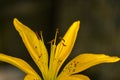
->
(13, 18), (48, 78)
(59, 53), (120, 77)
(58, 74), (90, 80)
(54, 21), (80, 76)
(24, 74), (42, 80)
(0, 54), (40, 77)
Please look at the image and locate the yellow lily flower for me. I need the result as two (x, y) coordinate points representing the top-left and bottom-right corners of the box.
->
(0, 18), (120, 80)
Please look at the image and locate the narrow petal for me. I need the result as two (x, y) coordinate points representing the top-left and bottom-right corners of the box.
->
(54, 21), (80, 76)
(0, 54), (40, 79)
(58, 74), (90, 80)
(13, 18), (48, 78)
(59, 53), (120, 77)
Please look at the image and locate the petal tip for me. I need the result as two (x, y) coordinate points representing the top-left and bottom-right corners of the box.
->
(13, 18), (19, 24)
(71, 20), (80, 31)
(105, 55), (120, 63)
(76, 20), (80, 23)
(13, 18), (26, 31)
(74, 20), (80, 25)
(114, 57), (120, 62)
(13, 18), (20, 28)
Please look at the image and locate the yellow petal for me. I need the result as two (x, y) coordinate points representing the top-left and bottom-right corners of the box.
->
(54, 21), (80, 76)
(0, 54), (39, 77)
(13, 18), (48, 78)
(24, 74), (42, 80)
(58, 74), (90, 80)
(59, 53), (120, 77)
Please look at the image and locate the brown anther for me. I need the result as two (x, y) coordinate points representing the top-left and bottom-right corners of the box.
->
(62, 43), (67, 46)
(59, 37), (65, 42)
(47, 39), (55, 44)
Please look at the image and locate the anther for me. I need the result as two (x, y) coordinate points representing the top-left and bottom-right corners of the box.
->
(47, 39), (55, 44)
(59, 37), (65, 42)
(62, 43), (67, 46)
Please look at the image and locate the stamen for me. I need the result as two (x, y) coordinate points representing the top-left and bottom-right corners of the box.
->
(58, 36), (67, 46)
(47, 39), (55, 44)
(58, 37), (65, 42)
(54, 28), (59, 45)
(40, 31), (44, 41)
(48, 28), (59, 45)
(35, 31), (40, 40)
(62, 43), (67, 46)
(56, 28), (59, 34)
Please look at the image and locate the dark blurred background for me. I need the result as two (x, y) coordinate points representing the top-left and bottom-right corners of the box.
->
(0, 0), (120, 80)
